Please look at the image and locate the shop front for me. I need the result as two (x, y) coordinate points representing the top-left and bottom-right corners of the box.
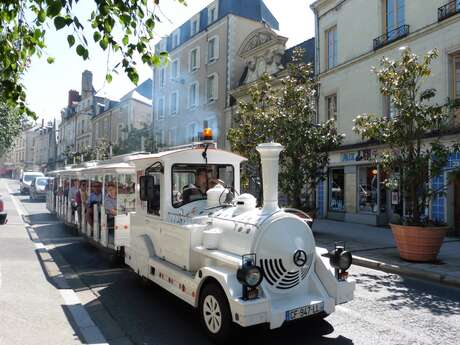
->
(321, 148), (401, 226)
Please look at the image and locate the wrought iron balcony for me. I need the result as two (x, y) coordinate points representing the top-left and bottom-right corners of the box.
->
(373, 25), (410, 51)
(438, 1), (460, 22)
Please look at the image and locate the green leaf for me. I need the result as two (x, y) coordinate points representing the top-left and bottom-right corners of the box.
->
(122, 35), (129, 45)
(93, 31), (101, 42)
(47, 57), (55, 64)
(106, 74), (113, 83)
(76, 44), (85, 57)
(67, 35), (75, 47)
(54, 16), (66, 30)
(46, 0), (62, 17)
(37, 9), (46, 23)
(100, 36), (109, 50)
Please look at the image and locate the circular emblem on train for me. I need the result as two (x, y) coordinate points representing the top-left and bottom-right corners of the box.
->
(293, 249), (307, 267)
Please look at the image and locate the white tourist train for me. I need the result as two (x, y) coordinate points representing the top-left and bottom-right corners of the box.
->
(47, 134), (355, 343)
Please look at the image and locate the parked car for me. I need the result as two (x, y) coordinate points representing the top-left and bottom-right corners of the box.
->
(20, 171), (44, 194)
(30, 177), (51, 201)
(0, 197), (7, 224)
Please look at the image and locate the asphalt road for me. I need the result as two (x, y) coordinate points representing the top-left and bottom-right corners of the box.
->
(3, 178), (460, 345)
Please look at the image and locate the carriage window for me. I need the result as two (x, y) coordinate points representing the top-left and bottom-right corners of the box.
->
(171, 164), (234, 208)
(143, 172), (161, 216)
(104, 174), (117, 215)
(118, 174), (135, 213)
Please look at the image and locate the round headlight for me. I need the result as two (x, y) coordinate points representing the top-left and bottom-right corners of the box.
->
(329, 248), (353, 271)
(246, 266), (262, 287)
(237, 265), (263, 288)
(338, 251), (352, 271)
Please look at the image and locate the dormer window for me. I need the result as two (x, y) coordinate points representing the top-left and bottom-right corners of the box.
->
(191, 16), (200, 35)
(172, 30), (180, 49)
(208, 4), (218, 25)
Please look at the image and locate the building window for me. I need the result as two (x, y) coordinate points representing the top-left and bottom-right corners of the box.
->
(329, 168), (345, 211)
(208, 4), (218, 25)
(326, 94), (337, 121)
(454, 54), (460, 100)
(158, 97), (165, 119)
(207, 74), (218, 103)
(171, 59), (180, 80)
(358, 166), (379, 213)
(172, 30), (180, 49)
(160, 68), (166, 88)
(188, 123), (198, 141)
(191, 16), (200, 35)
(168, 127), (177, 146)
(171, 91), (179, 115)
(384, 96), (397, 118)
(189, 82), (199, 108)
(385, 0), (405, 36)
(207, 36), (219, 63)
(189, 47), (199, 72)
(156, 129), (164, 147)
(325, 26), (337, 69)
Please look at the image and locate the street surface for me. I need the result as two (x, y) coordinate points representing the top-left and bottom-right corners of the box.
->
(1, 178), (459, 345)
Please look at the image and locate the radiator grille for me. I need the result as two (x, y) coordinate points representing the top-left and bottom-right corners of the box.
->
(259, 257), (311, 290)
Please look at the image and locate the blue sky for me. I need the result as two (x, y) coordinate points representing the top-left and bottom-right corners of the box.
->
(24, 0), (315, 123)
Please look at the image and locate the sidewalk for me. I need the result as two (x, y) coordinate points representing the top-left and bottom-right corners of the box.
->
(312, 219), (460, 288)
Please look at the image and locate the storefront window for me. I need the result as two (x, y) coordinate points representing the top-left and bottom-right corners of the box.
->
(329, 168), (345, 211)
(358, 166), (378, 213)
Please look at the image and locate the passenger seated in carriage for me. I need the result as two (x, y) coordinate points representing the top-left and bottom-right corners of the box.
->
(86, 181), (102, 226)
(104, 182), (117, 242)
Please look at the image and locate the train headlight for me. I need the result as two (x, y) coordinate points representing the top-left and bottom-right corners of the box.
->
(329, 246), (353, 271)
(237, 265), (263, 288)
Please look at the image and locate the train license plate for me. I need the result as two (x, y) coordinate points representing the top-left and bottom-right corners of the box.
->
(286, 302), (324, 321)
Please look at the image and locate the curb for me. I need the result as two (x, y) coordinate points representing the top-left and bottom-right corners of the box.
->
(352, 255), (460, 289)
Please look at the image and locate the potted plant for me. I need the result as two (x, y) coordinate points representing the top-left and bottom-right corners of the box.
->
(354, 48), (460, 262)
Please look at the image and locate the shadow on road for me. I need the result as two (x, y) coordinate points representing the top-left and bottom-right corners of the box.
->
(355, 272), (460, 316)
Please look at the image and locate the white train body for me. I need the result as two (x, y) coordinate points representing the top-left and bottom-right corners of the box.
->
(47, 142), (355, 340)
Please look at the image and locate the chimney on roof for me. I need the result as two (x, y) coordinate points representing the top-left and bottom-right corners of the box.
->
(81, 70), (93, 99)
(68, 90), (80, 107)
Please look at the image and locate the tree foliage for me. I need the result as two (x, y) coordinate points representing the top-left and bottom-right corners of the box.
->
(0, 102), (25, 156)
(0, 0), (183, 117)
(113, 123), (155, 155)
(228, 49), (343, 210)
(353, 48), (460, 225)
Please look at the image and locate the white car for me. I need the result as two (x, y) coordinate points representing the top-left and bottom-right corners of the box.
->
(20, 171), (45, 194)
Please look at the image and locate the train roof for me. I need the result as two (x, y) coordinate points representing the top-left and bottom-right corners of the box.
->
(48, 146), (247, 176)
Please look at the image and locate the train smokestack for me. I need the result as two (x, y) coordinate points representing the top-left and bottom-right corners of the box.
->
(256, 142), (284, 212)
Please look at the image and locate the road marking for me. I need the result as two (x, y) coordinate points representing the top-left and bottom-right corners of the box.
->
(6, 183), (109, 345)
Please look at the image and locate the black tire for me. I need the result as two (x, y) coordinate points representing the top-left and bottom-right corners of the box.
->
(199, 282), (233, 344)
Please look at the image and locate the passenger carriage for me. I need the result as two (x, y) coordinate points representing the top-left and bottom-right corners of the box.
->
(46, 137), (355, 343)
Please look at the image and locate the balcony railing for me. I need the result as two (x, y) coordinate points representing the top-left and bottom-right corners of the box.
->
(438, 1), (460, 22)
(373, 25), (410, 50)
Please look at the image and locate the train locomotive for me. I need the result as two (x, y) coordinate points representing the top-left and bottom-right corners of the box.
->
(47, 139), (355, 343)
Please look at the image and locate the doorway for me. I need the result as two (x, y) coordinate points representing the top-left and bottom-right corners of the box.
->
(454, 175), (460, 236)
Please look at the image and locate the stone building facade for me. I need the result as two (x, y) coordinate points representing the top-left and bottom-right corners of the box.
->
(311, 0), (460, 230)
(152, 0), (279, 150)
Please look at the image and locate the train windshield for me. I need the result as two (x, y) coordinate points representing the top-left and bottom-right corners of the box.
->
(171, 164), (234, 208)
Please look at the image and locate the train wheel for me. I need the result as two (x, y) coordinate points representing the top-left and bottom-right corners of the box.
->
(199, 283), (233, 344)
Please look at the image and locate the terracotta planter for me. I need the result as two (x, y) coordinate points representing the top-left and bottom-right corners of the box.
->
(390, 223), (447, 262)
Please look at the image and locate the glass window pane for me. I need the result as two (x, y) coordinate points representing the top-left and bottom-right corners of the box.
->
(329, 168), (344, 211)
(117, 174), (135, 213)
(172, 164), (234, 208)
(358, 166), (378, 213)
